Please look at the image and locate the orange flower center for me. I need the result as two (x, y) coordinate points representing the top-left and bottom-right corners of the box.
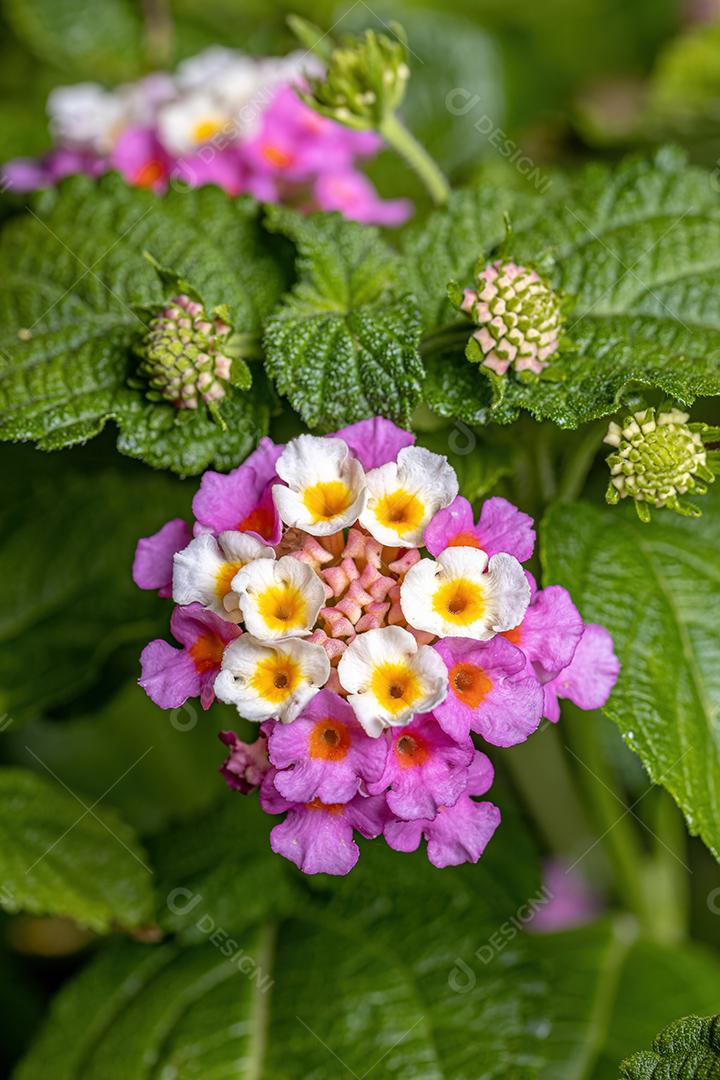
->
(261, 143), (295, 169)
(447, 530), (482, 549)
(189, 632), (226, 675)
(134, 158), (166, 189)
(305, 798), (343, 814)
(309, 719), (351, 761)
(394, 733), (430, 768)
(502, 623), (523, 646)
(237, 504), (275, 540)
(449, 661), (492, 708)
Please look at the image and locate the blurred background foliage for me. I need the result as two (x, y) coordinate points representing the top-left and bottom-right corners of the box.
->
(3, 0), (720, 1075)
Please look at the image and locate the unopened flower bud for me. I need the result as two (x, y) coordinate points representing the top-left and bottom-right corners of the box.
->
(136, 294), (234, 409)
(454, 259), (563, 376)
(299, 26), (410, 130)
(604, 406), (718, 521)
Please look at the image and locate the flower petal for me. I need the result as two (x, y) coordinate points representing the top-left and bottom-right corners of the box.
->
(360, 446), (458, 548)
(234, 555), (326, 640)
(133, 518), (191, 596)
(273, 434), (367, 535)
(214, 635), (330, 723)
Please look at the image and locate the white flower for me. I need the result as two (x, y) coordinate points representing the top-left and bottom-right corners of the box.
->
(173, 531), (274, 621)
(232, 555), (326, 640)
(273, 435), (367, 536)
(214, 636), (330, 723)
(47, 83), (128, 152)
(337, 626), (448, 737)
(157, 92), (231, 154)
(400, 546), (530, 640)
(175, 47), (246, 91)
(359, 446), (458, 548)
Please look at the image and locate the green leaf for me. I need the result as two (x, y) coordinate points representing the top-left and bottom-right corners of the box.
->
(530, 918), (720, 1079)
(0, 174), (287, 475)
(0, 768), (153, 932)
(18, 813), (548, 1079)
(263, 205), (423, 430)
(0, 442), (189, 724)
(542, 491), (720, 861)
(15, 683), (222, 835)
(416, 424), (512, 501)
(4, 0), (144, 81)
(414, 151), (720, 429)
(400, 183), (542, 332)
(621, 1016), (720, 1080)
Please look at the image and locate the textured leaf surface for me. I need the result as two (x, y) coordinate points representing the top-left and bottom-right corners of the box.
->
(0, 175), (286, 474)
(0, 443), (189, 724)
(264, 206), (423, 430)
(542, 491), (720, 861)
(413, 151), (720, 428)
(620, 1015), (720, 1080)
(17, 822), (548, 1080)
(0, 768), (153, 932)
(530, 919), (720, 1079)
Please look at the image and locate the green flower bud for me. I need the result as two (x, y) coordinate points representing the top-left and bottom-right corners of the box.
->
(136, 294), (233, 410)
(298, 25), (410, 130)
(604, 406), (719, 522)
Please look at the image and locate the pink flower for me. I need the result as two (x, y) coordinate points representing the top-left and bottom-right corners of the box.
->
(367, 713), (473, 820)
(139, 603), (240, 710)
(542, 624), (620, 722)
(432, 636), (543, 746)
(218, 730), (269, 793)
(384, 752), (501, 868)
(261, 771), (387, 875)
(425, 496), (535, 563)
(109, 126), (171, 191)
(191, 436), (283, 543)
(330, 416), (415, 470)
(503, 574), (584, 682)
(266, 690), (387, 803)
(170, 145), (246, 195)
(528, 859), (601, 933)
(132, 518), (191, 597)
(313, 171), (413, 226)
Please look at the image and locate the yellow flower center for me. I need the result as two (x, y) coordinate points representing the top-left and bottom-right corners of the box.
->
(370, 661), (422, 715)
(192, 118), (223, 144)
(215, 560), (245, 599)
(432, 577), (486, 626)
(303, 480), (353, 522)
(250, 653), (302, 704)
(255, 582), (308, 634)
(373, 489), (425, 535)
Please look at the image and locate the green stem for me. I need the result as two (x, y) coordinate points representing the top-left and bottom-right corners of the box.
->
(379, 113), (451, 205)
(556, 421), (605, 503)
(564, 707), (653, 928)
(143, 0), (173, 68)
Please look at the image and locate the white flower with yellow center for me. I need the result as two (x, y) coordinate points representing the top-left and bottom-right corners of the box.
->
(359, 446), (458, 548)
(232, 555), (326, 640)
(337, 626), (448, 738)
(47, 83), (128, 153)
(272, 435), (367, 536)
(400, 546), (530, 640)
(173, 531), (274, 621)
(157, 92), (231, 155)
(214, 636), (330, 723)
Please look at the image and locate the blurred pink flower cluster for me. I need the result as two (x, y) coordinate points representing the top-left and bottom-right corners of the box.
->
(3, 47), (412, 226)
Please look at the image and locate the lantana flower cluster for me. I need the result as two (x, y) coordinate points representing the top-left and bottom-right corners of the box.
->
(3, 48), (411, 226)
(134, 418), (619, 875)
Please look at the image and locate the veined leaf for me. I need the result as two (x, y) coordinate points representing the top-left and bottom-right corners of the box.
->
(414, 151), (720, 429)
(0, 768), (153, 932)
(530, 919), (720, 1079)
(18, 813), (547, 1080)
(263, 205), (423, 430)
(0, 443), (189, 724)
(621, 1015), (720, 1080)
(542, 491), (720, 861)
(0, 174), (287, 474)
